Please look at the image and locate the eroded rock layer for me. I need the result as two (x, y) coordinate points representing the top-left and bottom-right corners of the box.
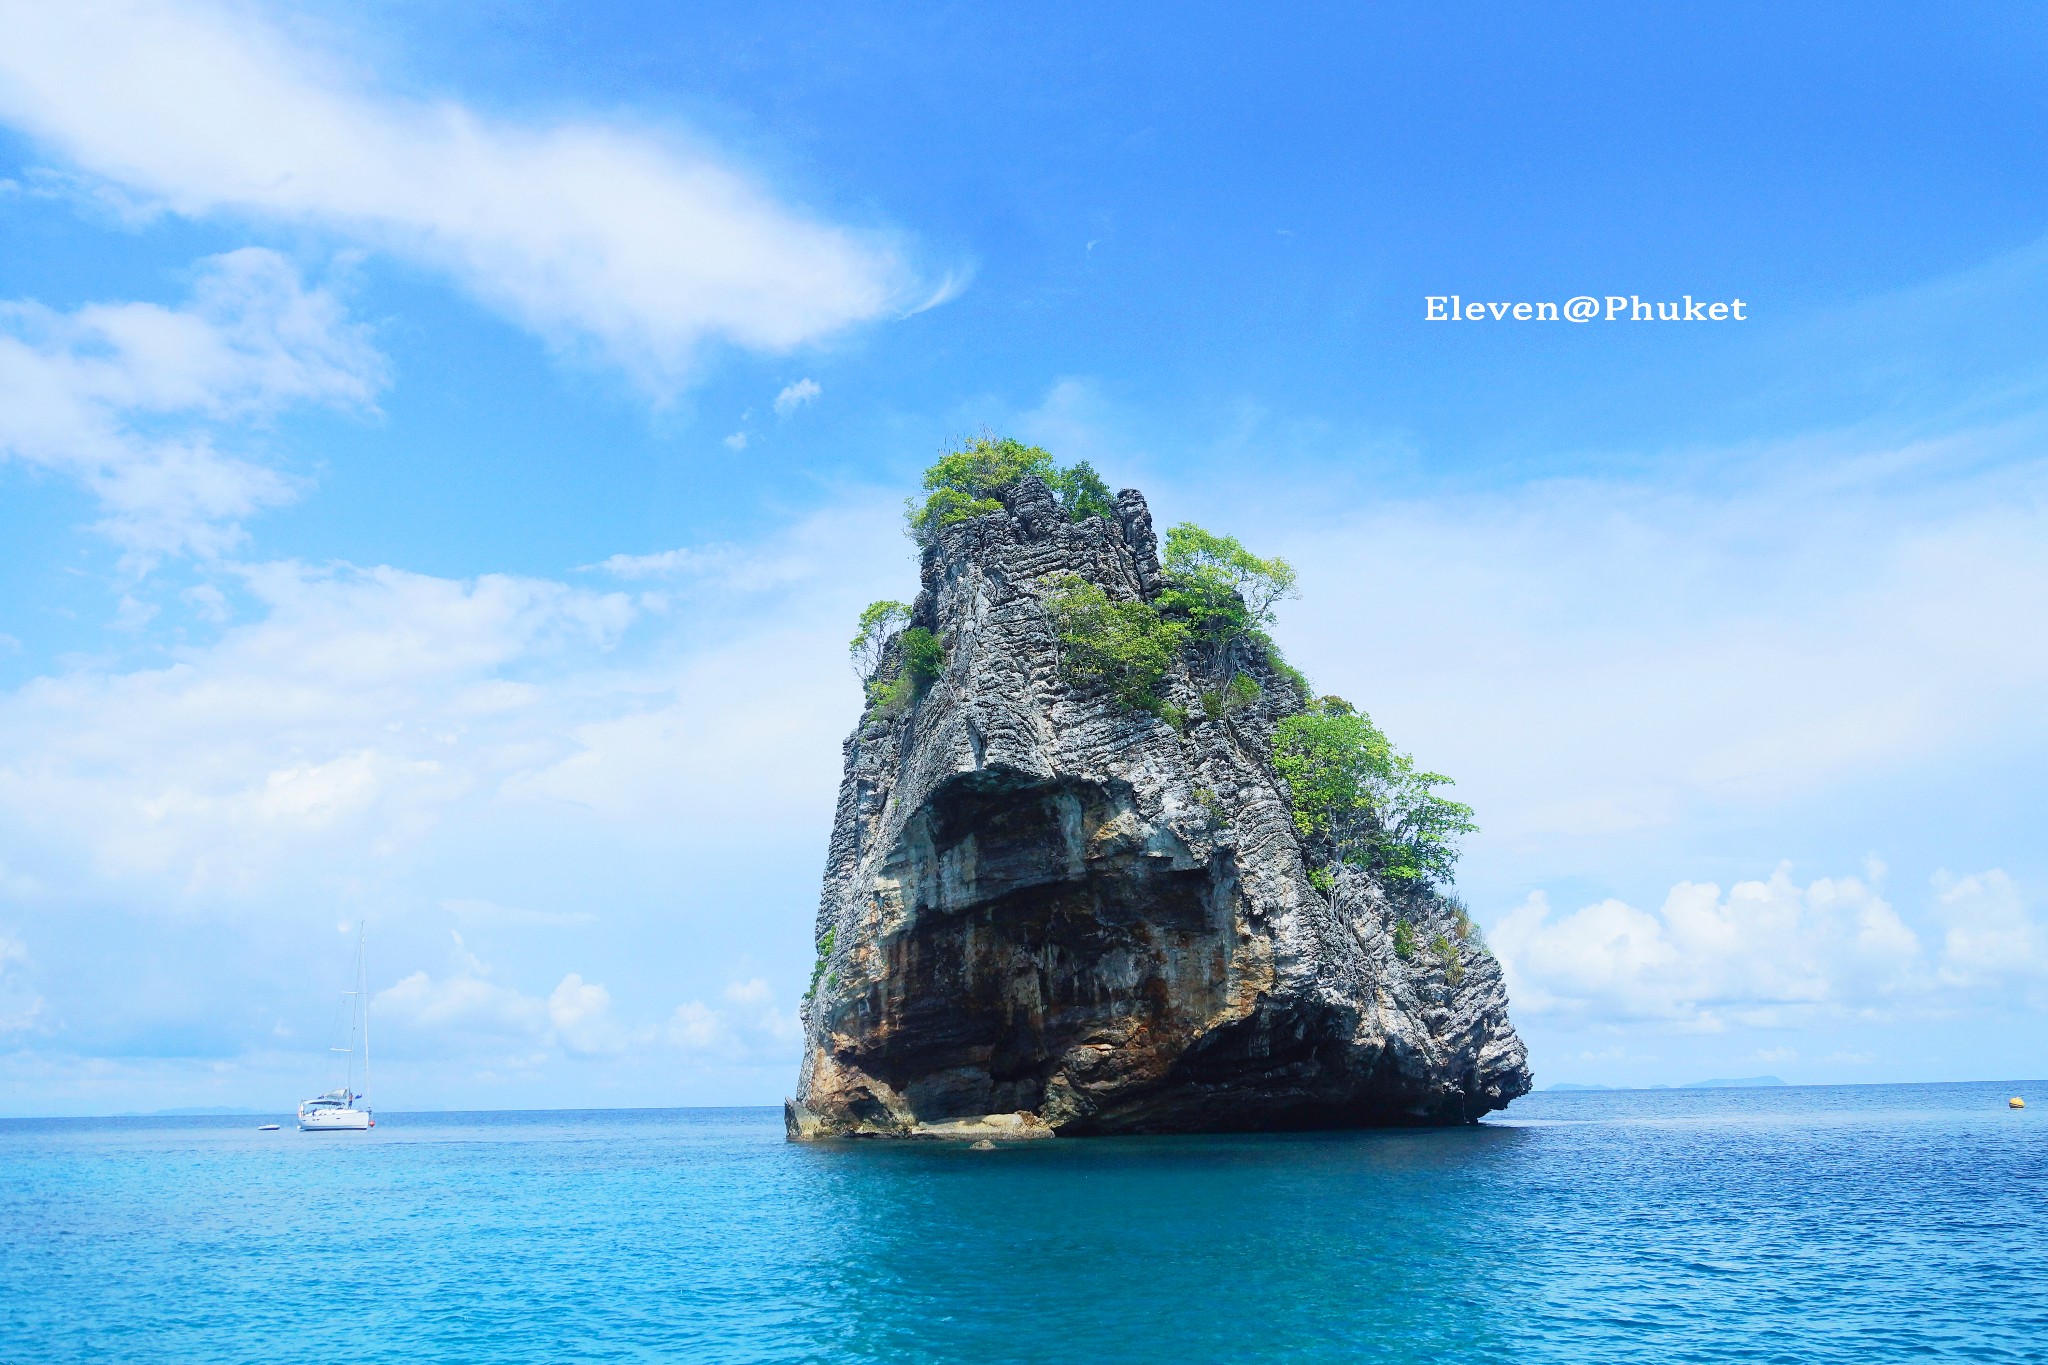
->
(788, 477), (1530, 1138)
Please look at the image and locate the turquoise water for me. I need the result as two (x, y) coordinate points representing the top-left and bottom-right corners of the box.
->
(3, 1082), (2041, 1362)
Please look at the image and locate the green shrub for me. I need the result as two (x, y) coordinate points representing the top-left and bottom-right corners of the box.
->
(1271, 696), (1476, 885)
(866, 674), (913, 721)
(803, 927), (838, 1003)
(905, 436), (1121, 546)
(1261, 640), (1313, 704)
(850, 600), (910, 679)
(1446, 897), (1482, 947)
(1393, 919), (1417, 959)
(1200, 671), (1261, 721)
(1045, 574), (1188, 713)
(901, 627), (946, 685)
(1308, 867), (1335, 896)
(1431, 933), (1464, 985)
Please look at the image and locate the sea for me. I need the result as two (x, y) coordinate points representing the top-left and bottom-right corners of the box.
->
(2, 1080), (2041, 1363)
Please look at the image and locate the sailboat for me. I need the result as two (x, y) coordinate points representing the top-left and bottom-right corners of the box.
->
(299, 923), (374, 1132)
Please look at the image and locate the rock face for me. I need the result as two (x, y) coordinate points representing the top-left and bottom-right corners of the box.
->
(787, 477), (1530, 1139)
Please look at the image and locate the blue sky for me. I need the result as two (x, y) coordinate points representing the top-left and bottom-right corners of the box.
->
(0, 1), (2044, 1113)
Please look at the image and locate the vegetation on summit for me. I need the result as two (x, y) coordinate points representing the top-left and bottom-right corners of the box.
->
(904, 434), (1115, 546)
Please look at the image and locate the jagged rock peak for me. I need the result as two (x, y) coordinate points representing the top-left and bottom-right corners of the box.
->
(788, 479), (1529, 1139)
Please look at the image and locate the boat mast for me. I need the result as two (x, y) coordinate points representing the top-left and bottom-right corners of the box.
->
(360, 921), (370, 1112)
(332, 929), (357, 1095)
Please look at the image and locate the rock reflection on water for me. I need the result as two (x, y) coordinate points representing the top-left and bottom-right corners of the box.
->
(792, 1125), (1528, 1362)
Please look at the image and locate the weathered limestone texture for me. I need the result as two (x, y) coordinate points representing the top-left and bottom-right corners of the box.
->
(787, 477), (1530, 1139)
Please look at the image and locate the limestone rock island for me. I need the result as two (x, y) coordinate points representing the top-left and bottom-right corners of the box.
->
(788, 441), (1529, 1139)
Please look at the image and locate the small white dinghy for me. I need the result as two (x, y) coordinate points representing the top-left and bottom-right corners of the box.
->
(299, 924), (375, 1132)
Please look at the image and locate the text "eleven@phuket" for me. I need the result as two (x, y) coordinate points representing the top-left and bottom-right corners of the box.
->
(1426, 295), (1749, 322)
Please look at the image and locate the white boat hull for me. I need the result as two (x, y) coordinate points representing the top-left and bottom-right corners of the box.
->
(298, 1107), (372, 1131)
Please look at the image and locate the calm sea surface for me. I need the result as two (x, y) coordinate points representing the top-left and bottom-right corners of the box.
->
(2, 1081), (2041, 1362)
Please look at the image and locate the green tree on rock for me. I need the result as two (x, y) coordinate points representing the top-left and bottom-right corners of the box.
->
(850, 600), (910, 680)
(1047, 460), (1117, 523)
(1159, 522), (1298, 664)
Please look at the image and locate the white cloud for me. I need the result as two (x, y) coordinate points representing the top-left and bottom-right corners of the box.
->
(1492, 864), (2042, 1030)
(374, 944), (793, 1066)
(724, 977), (773, 1006)
(498, 620), (863, 825)
(1933, 869), (2043, 986)
(724, 431), (748, 451)
(376, 965), (547, 1045)
(181, 583), (230, 625)
(547, 973), (628, 1056)
(110, 595), (160, 632)
(773, 378), (821, 416)
(372, 936), (632, 1060)
(667, 1000), (726, 1052)
(0, 247), (383, 561)
(665, 978), (800, 1058)
(0, 0), (924, 389)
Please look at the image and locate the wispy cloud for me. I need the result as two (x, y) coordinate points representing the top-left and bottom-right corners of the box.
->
(0, 247), (382, 563)
(373, 938), (794, 1066)
(0, 0), (929, 390)
(773, 378), (821, 416)
(583, 495), (902, 590)
(584, 546), (736, 581)
(442, 898), (596, 929)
